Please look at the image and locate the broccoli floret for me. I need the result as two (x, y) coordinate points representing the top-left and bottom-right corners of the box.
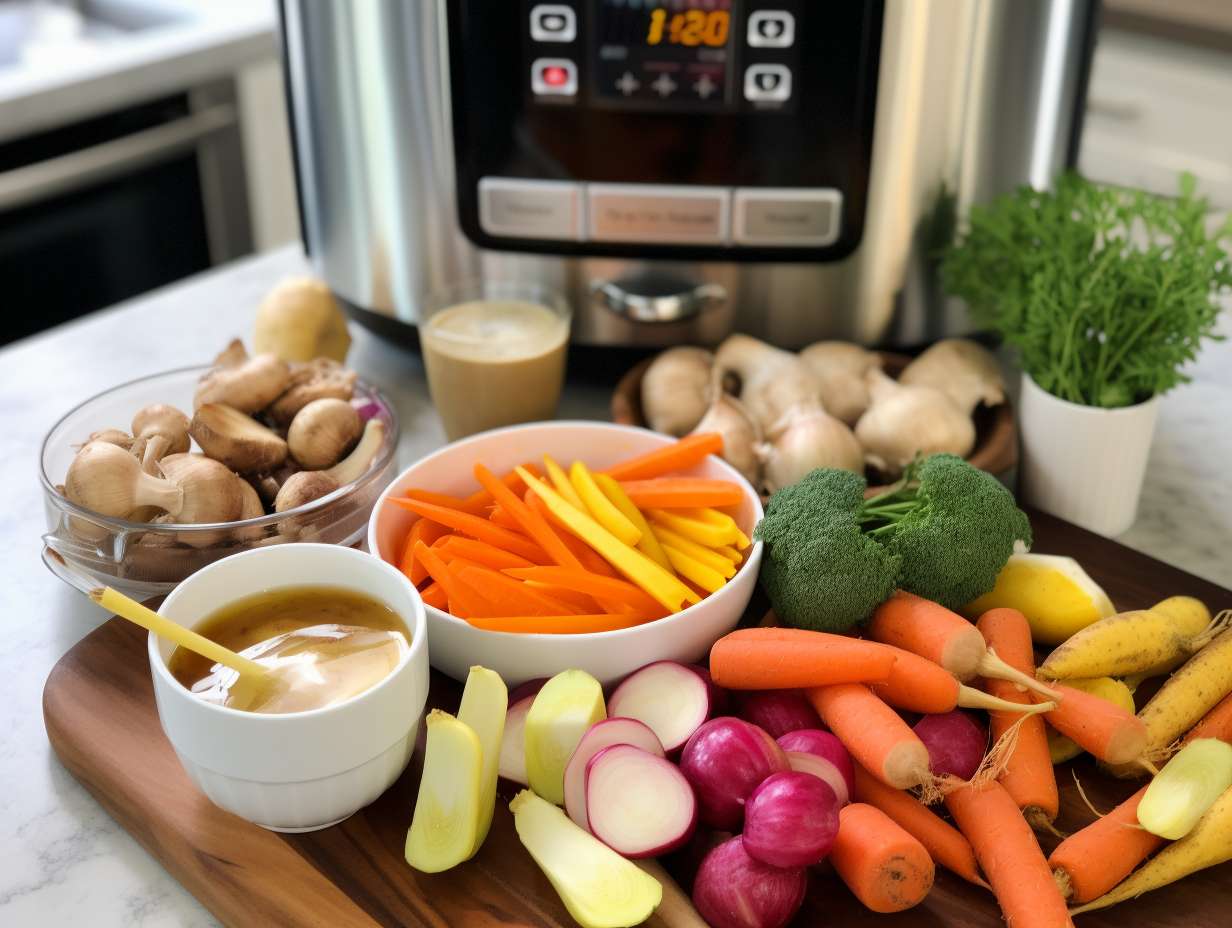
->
(754, 469), (901, 633)
(861, 453), (1032, 609)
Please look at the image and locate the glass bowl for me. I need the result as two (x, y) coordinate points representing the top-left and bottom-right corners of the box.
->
(40, 366), (399, 598)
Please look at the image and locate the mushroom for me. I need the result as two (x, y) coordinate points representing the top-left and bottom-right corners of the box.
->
(190, 403), (289, 473)
(212, 338), (249, 368)
(287, 397), (361, 469)
(266, 358), (358, 425)
(194, 351), (292, 413)
(798, 341), (884, 425)
(131, 404), (190, 473)
(233, 476), (268, 541)
(64, 441), (183, 519)
(274, 471), (339, 514)
(156, 453), (249, 546)
(273, 418), (386, 512)
(714, 334), (824, 435)
(81, 428), (137, 452)
(898, 338), (1005, 415)
(641, 347), (714, 437)
(854, 370), (976, 478)
(690, 387), (763, 487)
(253, 277), (352, 363)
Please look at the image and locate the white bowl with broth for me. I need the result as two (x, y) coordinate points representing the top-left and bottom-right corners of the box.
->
(368, 421), (763, 687)
(148, 543), (429, 832)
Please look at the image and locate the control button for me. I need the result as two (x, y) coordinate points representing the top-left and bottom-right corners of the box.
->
(693, 74), (718, 99)
(651, 73), (679, 98)
(733, 188), (842, 246)
(532, 58), (578, 97)
(744, 64), (792, 103)
(530, 5), (576, 43)
(588, 184), (729, 244)
(479, 178), (581, 241)
(747, 10), (795, 48)
(615, 71), (640, 96)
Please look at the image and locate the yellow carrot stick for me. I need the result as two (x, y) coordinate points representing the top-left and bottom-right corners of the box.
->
(570, 460), (641, 546)
(661, 545), (726, 594)
(517, 467), (699, 612)
(684, 507), (751, 548)
(543, 455), (586, 510)
(648, 524), (737, 578)
(647, 509), (733, 547)
(713, 544), (743, 564)
(593, 472), (676, 573)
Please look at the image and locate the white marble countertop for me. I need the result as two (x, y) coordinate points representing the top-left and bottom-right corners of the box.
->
(0, 246), (1229, 925)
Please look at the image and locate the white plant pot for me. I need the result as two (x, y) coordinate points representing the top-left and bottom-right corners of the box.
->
(1018, 373), (1159, 537)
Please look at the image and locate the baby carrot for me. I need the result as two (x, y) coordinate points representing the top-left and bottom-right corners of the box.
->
(400, 517), (449, 586)
(945, 780), (1075, 928)
(851, 763), (988, 889)
(829, 803), (935, 913)
(601, 432), (723, 481)
(1182, 691), (1232, 746)
(1035, 683), (1148, 766)
(452, 563), (577, 617)
(463, 613), (651, 634)
(569, 460), (641, 546)
(975, 608), (1059, 828)
(1047, 786), (1164, 904)
(399, 488), (488, 516)
(437, 535), (535, 571)
(389, 497), (549, 565)
(869, 591), (1059, 700)
(462, 462), (539, 509)
(709, 627), (898, 690)
(592, 472), (675, 572)
(504, 567), (665, 616)
(420, 581), (447, 611)
(809, 683), (932, 790)
(618, 478), (743, 509)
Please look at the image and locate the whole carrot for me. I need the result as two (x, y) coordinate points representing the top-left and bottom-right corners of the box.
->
(869, 592), (1059, 700)
(870, 642), (1054, 716)
(708, 628), (897, 690)
(1036, 684), (1148, 766)
(851, 763), (988, 888)
(1047, 786), (1164, 904)
(809, 684), (931, 790)
(946, 780), (1074, 928)
(1182, 691), (1232, 746)
(975, 608), (1059, 828)
(829, 802), (935, 913)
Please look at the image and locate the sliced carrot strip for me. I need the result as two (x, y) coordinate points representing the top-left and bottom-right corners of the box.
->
(400, 518), (449, 586)
(524, 582), (600, 614)
(505, 566), (667, 616)
(463, 613), (654, 634)
(661, 544), (726, 593)
(462, 462), (540, 509)
(420, 581), (447, 611)
(593, 472), (676, 573)
(399, 488), (489, 516)
(438, 535), (535, 570)
(648, 524), (737, 578)
(648, 508), (735, 547)
(488, 505), (521, 530)
(453, 562), (578, 616)
(543, 455), (587, 510)
(474, 463), (589, 572)
(413, 541), (491, 619)
(619, 478), (743, 509)
(387, 497), (549, 564)
(602, 433), (723, 481)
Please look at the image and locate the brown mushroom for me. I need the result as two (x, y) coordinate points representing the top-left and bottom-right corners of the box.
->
(287, 398), (361, 469)
(64, 441), (183, 519)
(156, 453), (248, 547)
(265, 358), (358, 425)
(272, 419), (386, 512)
(132, 404), (190, 474)
(190, 403), (288, 473)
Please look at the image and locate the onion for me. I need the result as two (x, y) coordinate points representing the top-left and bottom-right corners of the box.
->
(563, 717), (664, 829)
(742, 771), (840, 868)
(607, 661), (714, 753)
(585, 744), (697, 858)
(777, 729), (854, 805)
(350, 398), (383, 422)
(913, 711), (987, 781)
(497, 679), (546, 785)
(735, 690), (822, 738)
(679, 717), (789, 830)
(693, 836), (807, 928)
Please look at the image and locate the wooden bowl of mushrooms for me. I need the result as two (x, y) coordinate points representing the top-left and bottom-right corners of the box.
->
(611, 335), (1017, 496)
(39, 340), (398, 598)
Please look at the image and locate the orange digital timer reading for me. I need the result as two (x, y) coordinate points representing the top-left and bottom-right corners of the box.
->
(646, 9), (731, 47)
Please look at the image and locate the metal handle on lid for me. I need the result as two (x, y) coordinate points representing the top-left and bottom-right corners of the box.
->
(591, 280), (727, 324)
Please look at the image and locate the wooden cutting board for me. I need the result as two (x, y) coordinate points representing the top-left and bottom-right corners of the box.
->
(43, 509), (1232, 928)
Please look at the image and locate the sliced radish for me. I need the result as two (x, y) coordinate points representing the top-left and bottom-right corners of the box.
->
(691, 665), (729, 715)
(777, 729), (854, 806)
(608, 661), (712, 752)
(498, 680), (546, 785)
(564, 718), (665, 830)
(585, 744), (697, 858)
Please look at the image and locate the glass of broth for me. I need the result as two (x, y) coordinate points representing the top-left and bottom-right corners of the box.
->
(419, 280), (570, 440)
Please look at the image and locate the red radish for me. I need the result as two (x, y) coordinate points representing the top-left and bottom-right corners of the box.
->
(913, 711), (987, 781)
(563, 718), (665, 829)
(498, 679), (546, 784)
(608, 660), (713, 752)
(693, 836), (807, 928)
(679, 718), (789, 830)
(736, 690), (822, 738)
(777, 729), (855, 805)
(742, 771), (840, 868)
(584, 744), (697, 858)
(692, 665), (729, 715)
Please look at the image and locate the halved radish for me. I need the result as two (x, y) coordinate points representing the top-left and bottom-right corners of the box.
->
(777, 729), (854, 806)
(564, 718), (665, 829)
(498, 679), (546, 785)
(607, 661), (712, 752)
(585, 744), (697, 858)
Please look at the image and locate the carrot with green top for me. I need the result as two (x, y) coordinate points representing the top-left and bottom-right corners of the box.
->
(809, 683), (932, 790)
(504, 567), (666, 615)
(1047, 786), (1163, 904)
(870, 642), (1054, 717)
(710, 628), (898, 690)
(601, 432), (723, 481)
(593, 472), (675, 572)
(619, 478), (743, 509)
(464, 613), (652, 634)
(389, 497), (549, 565)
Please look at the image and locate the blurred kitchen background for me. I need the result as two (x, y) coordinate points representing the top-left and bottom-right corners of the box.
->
(2, 0), (1230, 347)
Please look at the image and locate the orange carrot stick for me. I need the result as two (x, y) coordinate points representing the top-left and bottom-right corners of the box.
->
(945, 780), (1074, 928)
(851, 763), (988, 889)
(708, 627), (898, 689)
(523, 582), (599, 614)
(437, 535), (535, 571)
(1035, 684), (1148, 766)
(462, 462), (539, 509)
(387, 497), (549, 565)
(809, 684), (932, 790)
(601, 433), (723, 481)
(414, 541), (491, 619)
(1182, 691), (1232, 746)
(975, 608), (1059, 827)
(475, 463), (585, 571)
(504, 566), (666, 616)
(452, 562), (577, 616)
(420, 581), (447, 611)
(869, 591), (1058, 699)
(463, 613), (652, 634)
(829, 802), (935, 913)
(1047, 786), (1164, 904)
(399, 518), (449, 586)
(618, 478), (743, 509)
(399, 488), (488, 516)
(488, 505), (520, 530)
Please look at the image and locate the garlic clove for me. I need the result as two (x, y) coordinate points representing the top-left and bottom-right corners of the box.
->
(190, 403), (289, 473)
(691, 388), (762, 487)
(194, 352), (292, 413)
(760, 404), (864, 493)
(287, 397), (362, 470)
(898, 338), (1005, 416)
(324, 418), (386, 486)
(265, 358), (358, 425)
(641, 347), (714, 437)
(715, 333), (824, 435)
(798, 341), (884, 425)
(854, 370), (976, 478)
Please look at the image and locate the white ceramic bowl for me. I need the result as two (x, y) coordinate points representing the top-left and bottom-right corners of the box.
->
(149, 544), (429, 833)
(368, 421), (763, 687)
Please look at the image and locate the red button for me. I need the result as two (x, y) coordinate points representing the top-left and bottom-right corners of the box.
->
(542, 65), (568, 87)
